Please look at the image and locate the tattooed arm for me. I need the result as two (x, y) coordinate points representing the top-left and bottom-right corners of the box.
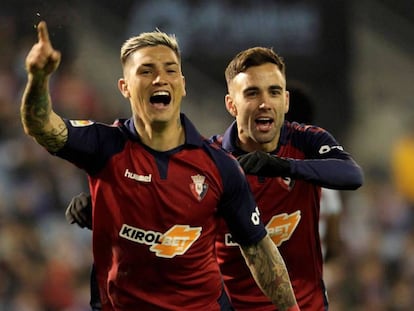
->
(240, 234), (300, 311)
(20, 21), (67, 152)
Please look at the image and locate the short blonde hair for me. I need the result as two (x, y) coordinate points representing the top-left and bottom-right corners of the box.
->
(120, 30), (181, 66)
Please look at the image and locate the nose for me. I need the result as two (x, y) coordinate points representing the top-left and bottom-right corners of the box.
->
(259, 102), (270, 110)
(153, 72), (167, 85)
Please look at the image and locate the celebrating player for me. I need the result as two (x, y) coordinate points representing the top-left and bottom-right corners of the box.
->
(212, 47), (363, 310)
(67, 46), (363, 310)
(21, 21), (299, 311)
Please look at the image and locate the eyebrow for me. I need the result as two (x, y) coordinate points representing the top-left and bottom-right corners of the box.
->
(140, 61), (179, 67)
(243, 86), (259, 94)
(243, 85), (282, 94)
(269, 85), (283, 91)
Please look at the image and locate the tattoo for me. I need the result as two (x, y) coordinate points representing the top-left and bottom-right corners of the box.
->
(21, 80), (67, 152)
(241, 236), (297, 310)
(34, 123), (67, 151)
(22, 91), (49, 127)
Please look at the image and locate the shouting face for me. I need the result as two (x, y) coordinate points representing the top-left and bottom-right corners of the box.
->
(118, 45), (186, 130)
(226, 63), (289, 152)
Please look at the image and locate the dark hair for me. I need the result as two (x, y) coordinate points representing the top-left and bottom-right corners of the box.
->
(286, 81), (315, 124)
(225, 47), (285, 86)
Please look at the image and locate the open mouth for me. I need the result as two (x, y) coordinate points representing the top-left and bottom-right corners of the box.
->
(255, 117), (274, 131)
(150, 91), (171, 106)
(255, 117), (274, 125)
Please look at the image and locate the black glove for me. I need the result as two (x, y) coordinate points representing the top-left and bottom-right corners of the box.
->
(237, 150), (291, 177)
(65, 192), (92, 230)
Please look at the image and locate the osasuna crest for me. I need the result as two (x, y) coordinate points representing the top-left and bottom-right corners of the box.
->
(190, 174), (208, 201)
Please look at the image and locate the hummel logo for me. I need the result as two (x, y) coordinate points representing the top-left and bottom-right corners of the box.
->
(124, 169), (152, 183)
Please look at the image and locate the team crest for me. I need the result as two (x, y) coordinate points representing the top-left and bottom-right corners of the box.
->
(190, 174), (208, 201)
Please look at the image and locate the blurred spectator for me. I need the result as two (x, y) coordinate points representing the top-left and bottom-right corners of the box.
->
(391, 116), (414, 209)
(0, 5), (100, 311)
(51, 65), (100, 120)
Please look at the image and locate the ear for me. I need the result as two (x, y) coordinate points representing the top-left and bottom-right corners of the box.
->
(118, 78), (130, 98)
(225, 94), (237, 117)
(182, 75), (186, 97)
(284, 90), (290, 114)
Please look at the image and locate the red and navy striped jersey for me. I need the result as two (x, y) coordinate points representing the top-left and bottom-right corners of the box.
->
(54, 114), (266, 311)
(211, 120), (363, 311)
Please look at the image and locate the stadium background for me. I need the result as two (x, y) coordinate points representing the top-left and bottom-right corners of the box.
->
(0, 0), (413, 310)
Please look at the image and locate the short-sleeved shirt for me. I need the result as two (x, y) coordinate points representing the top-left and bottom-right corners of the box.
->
(55, 114), (266, 311)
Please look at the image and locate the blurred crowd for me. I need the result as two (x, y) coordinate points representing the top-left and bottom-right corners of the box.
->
(0, 10), (99, 311)
(1, 2), (413, 311)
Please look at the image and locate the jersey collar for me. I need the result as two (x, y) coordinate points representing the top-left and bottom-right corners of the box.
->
(221, 121), (244, 157)
(121, 113), (204, 148)
(221, 120), (288, 156)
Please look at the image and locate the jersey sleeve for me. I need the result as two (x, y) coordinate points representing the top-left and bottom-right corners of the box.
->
(212, 149), (267, 246)
(288, 126), (364, 190)
(54, 119), (125, 175)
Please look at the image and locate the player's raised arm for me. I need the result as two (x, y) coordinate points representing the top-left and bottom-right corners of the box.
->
(20, 21), (67, 152)
(240, 234), (300, 311)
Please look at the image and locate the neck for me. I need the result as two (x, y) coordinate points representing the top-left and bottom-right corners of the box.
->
(237, 136), (279, 153)
(135, 117), (185, 151)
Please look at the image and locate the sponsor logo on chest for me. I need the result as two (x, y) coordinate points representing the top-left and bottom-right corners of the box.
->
(119, 224), (202, 258)
(225, 211), (301, 246)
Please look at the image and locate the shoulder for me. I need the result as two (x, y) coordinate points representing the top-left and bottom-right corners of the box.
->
(283, 121), (339, 146)
(61, 118), (129, 161)
(201, 139), (244, 178)
(285, 121), (328, 136)
(202, 138), (237, 165)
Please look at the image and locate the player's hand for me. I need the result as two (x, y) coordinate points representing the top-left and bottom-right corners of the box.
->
(25, 21), (61, 78)
(65, 192), (92, 230)
(237, 150), (291, 177)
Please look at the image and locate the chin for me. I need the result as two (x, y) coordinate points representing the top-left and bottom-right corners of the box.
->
(254, 134), (275, 145)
